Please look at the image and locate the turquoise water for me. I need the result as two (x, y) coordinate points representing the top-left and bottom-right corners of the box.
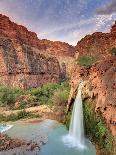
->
(0, 124), (13, 133)
(39, 124), (96, 155)
(0, 120), (96, 155)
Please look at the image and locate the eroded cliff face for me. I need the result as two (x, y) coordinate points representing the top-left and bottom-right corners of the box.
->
(68, 22), (116, 139)
(0, 14), (75, 62)
(0, 37), (61, 88)
(75, 21), (116, 59)
(0, 14), (76, 88)
(69, 56), (116, 135)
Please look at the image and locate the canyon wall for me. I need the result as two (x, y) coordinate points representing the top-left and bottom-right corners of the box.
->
(67, 22), (116, 155)
(0, 14), (76, 89)
(75, 24), (116, 59)
(68, 22), (116, 145)
(0, 13), (116, 154)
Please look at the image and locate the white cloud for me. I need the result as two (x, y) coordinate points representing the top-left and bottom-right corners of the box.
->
(0, 0), (116, 46)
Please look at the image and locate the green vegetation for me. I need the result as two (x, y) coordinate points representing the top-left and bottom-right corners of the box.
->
(110, 47), (116, 55)
(65, 110), (72, 128)
(0, 86), (24, 108)
(26, 83), (61, 105)
(83, 99), (113, 154)
(0, 81), (70, 122)
(48, 82), (69, 107)
(0, 110), (40, 122)
(0, 80), (70, 110)
(49, 89), (69, 106)
(15, 95), (37, 110)
(77, 56), (96, 68)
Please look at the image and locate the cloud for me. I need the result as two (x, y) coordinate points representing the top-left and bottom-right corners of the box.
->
(0, 0), (116, 45)
(39, 18), (93, 37)
(96, 0), (116, 15)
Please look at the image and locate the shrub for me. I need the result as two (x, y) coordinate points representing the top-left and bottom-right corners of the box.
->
(78, 56), (96, 68)
(0, 80), (70, 109)
(110, 47), (116, 55)
(14, 94), (37, 110)
(0, 86), (23, 108)
(49, 89), (69, 107)
(27, 81), (70, 106)
(26, 83), (60, 105)
(65, 111), (72, 129)
(83, 99), (113, 154)
(0, 110), (40, 122)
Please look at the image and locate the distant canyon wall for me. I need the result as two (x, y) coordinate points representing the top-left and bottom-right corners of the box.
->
(0, 14), (76, 89)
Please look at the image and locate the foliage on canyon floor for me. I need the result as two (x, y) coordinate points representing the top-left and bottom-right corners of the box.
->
(83, 99), (113, 155)
(0, 80), (70, 111)
(0, 110), (40, 123)
(0, 86), (24, 108)
(48, 82), (69, 107)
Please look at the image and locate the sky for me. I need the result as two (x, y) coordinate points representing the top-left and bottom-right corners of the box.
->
(0, 0), (116, 45)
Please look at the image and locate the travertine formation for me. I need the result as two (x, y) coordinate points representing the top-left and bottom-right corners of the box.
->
(69, 22), (116, 137)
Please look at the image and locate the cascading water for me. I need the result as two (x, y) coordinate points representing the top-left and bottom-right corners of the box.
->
(69, 81), (84, 147)
(63, 81), (85, 148)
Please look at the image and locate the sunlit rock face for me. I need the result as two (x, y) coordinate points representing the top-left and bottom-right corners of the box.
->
(0, 14), (76, 89)
(0, 14), (75, 60)
(0, 37), (61, 89)
(75, 21), (116, 59)
(111, 21), (116, 33)
(69, 57), (116, 143)
(68, 21), (116, 137)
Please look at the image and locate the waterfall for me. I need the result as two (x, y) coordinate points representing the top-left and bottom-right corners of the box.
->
(69, 81), (84, 147)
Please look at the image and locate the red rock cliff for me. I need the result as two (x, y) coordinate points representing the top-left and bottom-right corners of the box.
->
(0, 14), (75, 58)
(69, 22), (116, 138)
(111, 21), (116, 33)
(0, 14), (76, 88)
(75, 21), (116, 59)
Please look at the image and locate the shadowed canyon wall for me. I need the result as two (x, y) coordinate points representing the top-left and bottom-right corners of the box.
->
(0, 14), (76, 89)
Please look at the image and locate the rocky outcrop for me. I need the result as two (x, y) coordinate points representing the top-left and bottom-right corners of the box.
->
(0, 37), (61, 88)
(68, 22), (116, 142)
(69, 57), (116, 155)
(0, 133), (26, 151)
(75, 22), (116, 59)
(111, 21), (116, 33)
(0, 14), (76, 88)
(0, 14), (75, 58)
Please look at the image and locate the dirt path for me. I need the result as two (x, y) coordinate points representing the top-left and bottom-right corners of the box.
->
(0, 105), (52, 116)
(0, 105), (64, 122)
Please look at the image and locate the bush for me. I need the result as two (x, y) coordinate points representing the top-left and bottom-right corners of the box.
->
(26, 83), (60, 105)
(0, 80), (70, 109)
(78, 56), (96, 68)
(65, 111), (72, 129)
(49, 89), (69, 107)
(110, 47), (116, 55)
(15, 94), (37, 110)
(0, 110), (40, 122)
(0, 86), (23, 108)
(27, 81), (70, 106)
(83, 99), (113, 154)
